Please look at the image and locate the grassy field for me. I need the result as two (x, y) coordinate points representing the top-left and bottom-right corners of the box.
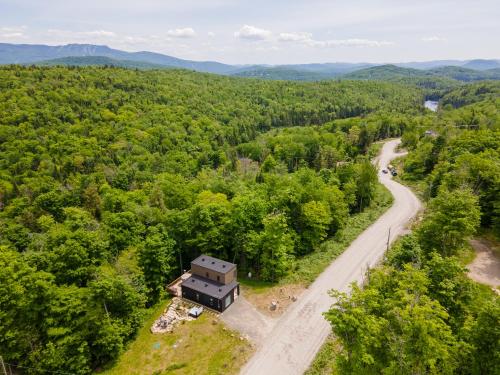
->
(101, 299), (253, 375)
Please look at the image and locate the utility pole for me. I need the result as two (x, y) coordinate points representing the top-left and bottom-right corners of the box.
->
(0, 356), (7, 375)
(386, 227), (391, 252)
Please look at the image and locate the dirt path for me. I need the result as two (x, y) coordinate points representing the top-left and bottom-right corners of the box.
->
(239, 139), (422, 375)
(468, 239), (500, 291)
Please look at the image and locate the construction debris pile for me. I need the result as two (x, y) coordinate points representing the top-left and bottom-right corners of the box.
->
(151, 297), (195, 333)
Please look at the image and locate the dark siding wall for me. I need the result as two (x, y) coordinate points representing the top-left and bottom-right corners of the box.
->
(181, 285), (240, 312)
(220, 284), (240, 312)
(181, 286), (223, 312)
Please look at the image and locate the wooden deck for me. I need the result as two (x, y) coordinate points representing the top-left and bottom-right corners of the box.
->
(166, 271), (192, 297)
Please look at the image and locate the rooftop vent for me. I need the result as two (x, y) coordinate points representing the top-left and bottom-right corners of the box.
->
(202, 258), (205, 261)
(218, 288), (222, 292)
(222, 264), (226, 268)
(211, 261), (215, 264)
(191, 279), (195, 282)
(204, 283), (208, 287)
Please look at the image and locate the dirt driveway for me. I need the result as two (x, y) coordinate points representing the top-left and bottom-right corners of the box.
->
(221, 296), (277, 345)
(468, 238), (500, 292)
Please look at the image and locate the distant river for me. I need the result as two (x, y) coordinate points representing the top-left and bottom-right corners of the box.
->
(424, 100), (438, 112)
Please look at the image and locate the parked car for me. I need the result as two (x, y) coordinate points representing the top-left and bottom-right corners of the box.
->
(382, 169), (388, 174)
(391, 170), (397, 176)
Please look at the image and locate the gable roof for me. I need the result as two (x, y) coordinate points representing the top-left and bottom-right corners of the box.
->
(191, 254), (236, 274)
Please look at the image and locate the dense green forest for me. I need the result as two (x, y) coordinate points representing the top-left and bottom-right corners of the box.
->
(343, 64), (500, 82)
(0, 66), (424, 373)
(35, 56), (170, 70)
(316, 85), (500, 375)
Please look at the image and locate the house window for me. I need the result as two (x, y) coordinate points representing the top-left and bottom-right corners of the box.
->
(217, 275), (220, 282)
(206, 272), (209, 278)
(196, 293), (200, 301)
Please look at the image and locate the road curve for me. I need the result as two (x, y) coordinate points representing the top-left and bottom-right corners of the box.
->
(240, 139), (422, 375)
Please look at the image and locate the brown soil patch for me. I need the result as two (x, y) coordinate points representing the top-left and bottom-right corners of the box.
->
(468, 238), (500, 293)
(241, 283), (306, 317)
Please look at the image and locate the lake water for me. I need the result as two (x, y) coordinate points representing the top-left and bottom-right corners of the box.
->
(424, 100), (438, 112)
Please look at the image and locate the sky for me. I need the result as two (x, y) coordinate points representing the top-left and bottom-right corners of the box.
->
(0, 0), (499, 64)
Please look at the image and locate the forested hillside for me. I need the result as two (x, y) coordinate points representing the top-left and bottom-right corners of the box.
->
(439, 81), (500, 108)
(311, 86), (500, 375)
(35, 56), (169, 70)
(0, 66), (423, 373)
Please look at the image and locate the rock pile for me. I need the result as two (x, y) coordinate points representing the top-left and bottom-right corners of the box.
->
(151, 297), (195, 333)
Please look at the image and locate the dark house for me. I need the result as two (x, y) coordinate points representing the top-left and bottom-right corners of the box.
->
(180, 255), (240, 312)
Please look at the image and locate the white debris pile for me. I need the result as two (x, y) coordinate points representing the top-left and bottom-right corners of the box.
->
(151, 297), (195, 333)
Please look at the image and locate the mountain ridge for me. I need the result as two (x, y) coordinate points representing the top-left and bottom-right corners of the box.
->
(0, 42), (238, 74)
(1, 42), (499, 79)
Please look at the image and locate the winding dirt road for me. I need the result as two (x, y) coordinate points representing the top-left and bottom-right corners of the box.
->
(240, 139), (422, 375)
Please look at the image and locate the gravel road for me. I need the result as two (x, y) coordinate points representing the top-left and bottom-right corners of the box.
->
(240, 139), (422, 375)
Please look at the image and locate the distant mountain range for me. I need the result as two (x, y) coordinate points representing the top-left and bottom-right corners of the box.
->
(34, 56), (169, 70)
(1, 43), (499, 82)
(0, 43), (236, 74)
(343, 64), (500, 82)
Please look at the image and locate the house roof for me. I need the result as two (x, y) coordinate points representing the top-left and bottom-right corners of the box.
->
(180, 274), (238, 299)
(191, 254), (236, 274)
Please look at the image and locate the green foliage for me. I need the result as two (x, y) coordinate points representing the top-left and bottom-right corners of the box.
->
(326, 265), (460, 374)
(245, 212), (295, 282)
(387, 234), (422, 269)
(139, 225), (176, 304)
(298, 201), (332, 252)
(440, 81), (500, 108)
(418, 189), (481, 256)
(344, 64), (500, 83)
(319, 94), (499, 375)
(0, 65), (421, 372)
(466, 300), (500, 375)
(401, 98), (499, 235)
(324, 249), (499, 375)
(35, 55), (171, 70)
(104, 211), (145, 255)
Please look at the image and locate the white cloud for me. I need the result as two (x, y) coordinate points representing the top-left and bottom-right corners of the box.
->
(207, 31), (216, 37)
(80, 30), (116, 37)
(1, 32), (24, 38)
(47, 29), (117, 39)
(234, 25), (272, 40)
(278, 32), (312, 42)
(0, 26), (27, 39)
(276, 31), (393, 48)
(1, 26), (27, 32)
(421, 36), (447, 42)
(166, 27), (196, 38)
(308, 38), (394, 47)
